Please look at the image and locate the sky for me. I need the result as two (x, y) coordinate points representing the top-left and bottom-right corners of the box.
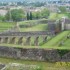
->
(0, 0), (70, 3)
(0, 0), (61, 2)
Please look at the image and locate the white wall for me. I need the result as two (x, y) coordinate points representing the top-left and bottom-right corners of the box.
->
(65, 24), (70, 30)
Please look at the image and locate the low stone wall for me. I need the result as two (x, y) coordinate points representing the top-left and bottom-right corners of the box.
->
(0, 46), (70, 62)
(0, 46), (17, 58)
(65, 24), (70, 30)
(20, 49), (61, 62)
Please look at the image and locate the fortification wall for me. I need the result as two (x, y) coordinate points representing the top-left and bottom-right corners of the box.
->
(0, 46), (70, 62)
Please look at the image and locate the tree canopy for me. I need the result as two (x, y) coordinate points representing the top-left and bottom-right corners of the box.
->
(5, 9), (25, 21)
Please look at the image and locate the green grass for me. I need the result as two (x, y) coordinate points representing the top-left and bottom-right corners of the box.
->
(41, 31), (70, 49)
(0, 44), (36, 48)
(19, 18), (48, 25)
(64, 39), (70, 46)
(18, 19), (48, 32)
(0, 57), (54, 70)
(0, 22), (15, 32)
(49, 13), (58, 20)
(0, 57), (70, 70)
(20, 24), (48, 32)
(43, 31), (69, 46)
(57, 14), (67, 19)
(49, 13), (67, 20)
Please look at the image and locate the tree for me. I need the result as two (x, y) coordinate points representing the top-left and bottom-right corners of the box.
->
(27, 12), (30, 20)
(5, 9), (25, 21)
(30, 12), (32, 20)
(36, 12), (41, 19)
(5, 10), (11, 21)
(32, 11), (41, 19)
(67, 13), (70, 18)
(0, 15), (5, 21)
(41, 8), (50, 18)
(11, 9), (25, 21)
(59, 6), (67, 14)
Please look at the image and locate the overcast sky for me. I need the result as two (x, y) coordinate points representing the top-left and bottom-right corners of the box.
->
(0, 0), (70, 2)
(0, 0), (61, 2)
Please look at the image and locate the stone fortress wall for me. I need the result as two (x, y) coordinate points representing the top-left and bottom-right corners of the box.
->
(0, 46), (70, 62)
(61, 18), (70, 30)
(0, 18), (70, 62)
(0, 31), (55, 46)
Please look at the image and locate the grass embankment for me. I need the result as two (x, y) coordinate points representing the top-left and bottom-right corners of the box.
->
(0, 22), (15, 32)
(62, 39), (70, 47)
(20, 24), (48, 32)
(49, 13), (67, 20)
(19, 18), (48, 25)
(42, 31), (70, 49)
(18, 19), (48, 32)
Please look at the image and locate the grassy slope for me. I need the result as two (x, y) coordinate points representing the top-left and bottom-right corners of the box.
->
(20, 24), (48, 32)
(19, 18), (48, 25)
(63, 39), (70, 47)
(49, 13), (67, 20)
(19, 19), (48, 32)
(0, 22), (15, 32)
(41, 31), (70, 49)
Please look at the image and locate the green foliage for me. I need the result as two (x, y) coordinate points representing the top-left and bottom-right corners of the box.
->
(5, 11), (11, 21)
(32, 8), (50, 19)
(43, 31), (69, 46)
(59, 7), (67, 14)
(33, 2), (45, 7)
(57, 50), (69, 57)
(27, 12), (30, 20)
(67, 13), (70, 18)
(0, 15), (5, 21)
(11, 9), (25, 21)
(41, 8), (50, 18)
(30, 12), (32, 20)
(32, 11), (41, 19)
(0, 22), (15, 32)
(49, 13), (58, 20)
(5, 9), (25, 21)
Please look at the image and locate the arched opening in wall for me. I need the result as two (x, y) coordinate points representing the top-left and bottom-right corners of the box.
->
(10, 37), (16, 44)
(25, 37), (31, 46)
(34, 36), (39, 46)
(38, 36), (44, 46)
(30, 36), (35, 46)
(3, 37), (8, 43)
(43, 36), (47, 44)
(0, 38), (2, 43)
(39, 36), (48, 46)
(18, 37), (23, 45)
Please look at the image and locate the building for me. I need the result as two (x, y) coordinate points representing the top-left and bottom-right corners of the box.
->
(0, 9), (7, 16)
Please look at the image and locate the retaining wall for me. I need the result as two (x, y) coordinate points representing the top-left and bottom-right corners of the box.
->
(0, 46), (70, 62)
